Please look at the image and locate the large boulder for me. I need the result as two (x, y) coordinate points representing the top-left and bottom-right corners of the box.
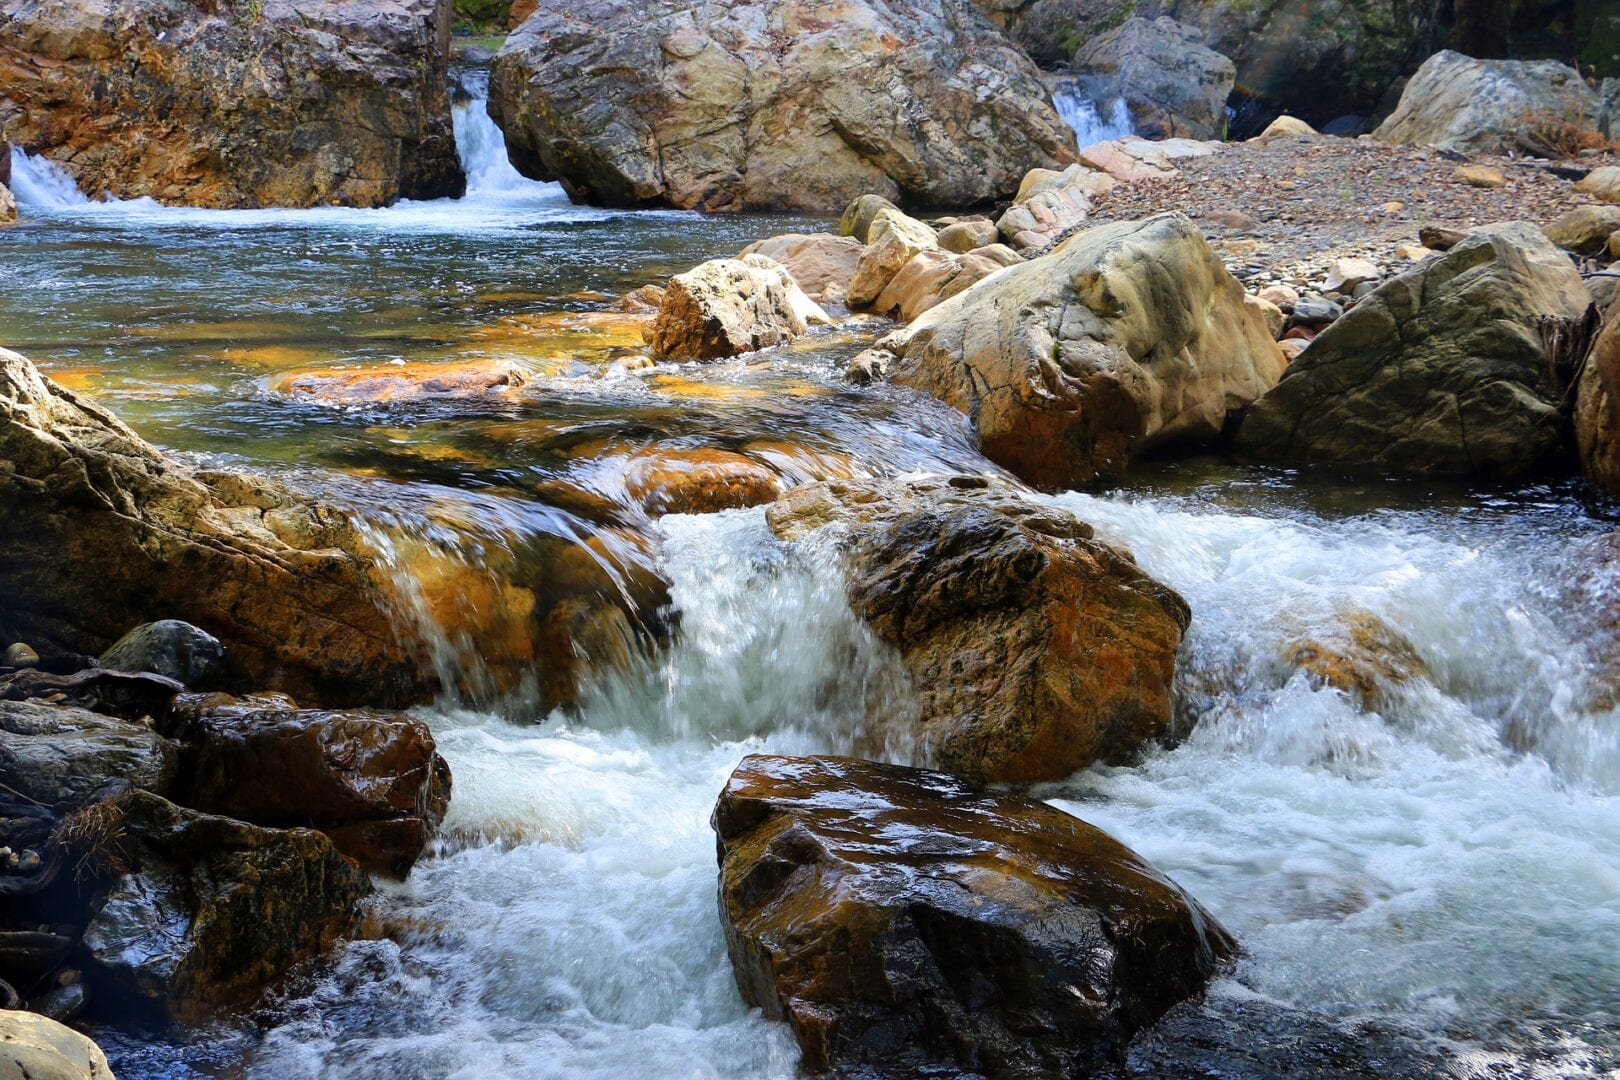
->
(81, 791), (371, 1022)
(1236, 223), (1595, 477)
(766, 477), (1190, 784)
(0, 0), (464, 208)
(1374, 50), (1601, 156)
(713, 754), (1236, 1076)
(869, 245), (1020, 323)
(171, 697), (452, 879)
(0, 348), (425, 707)
(0, 1010), (113, 1080)
(846, 209), (941, 309)
(1577, 298), (1620, 496)
(737, 233), (863, 306)
(0, 699), (178, 807)
(487, 0), (1076, 211)
(648, 255), (830, 361)
(98, 620), (224, 688)
(1072, 16), (1235, 141)
(853, 213), (1285, 489)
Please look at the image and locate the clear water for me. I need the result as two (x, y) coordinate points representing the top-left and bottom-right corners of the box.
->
(7, 86), (1620, 1080)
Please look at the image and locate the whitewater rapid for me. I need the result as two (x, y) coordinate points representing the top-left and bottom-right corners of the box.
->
(1051, 83), (1135, 149)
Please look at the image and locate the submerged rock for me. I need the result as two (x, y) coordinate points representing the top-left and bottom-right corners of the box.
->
(856, 213), (1284, 489)
(622, 447), (783, 516)
(99, 620), (224, 688)
(0, 1008), (113, 1079)
(81, 790), (371, 1023)
(0, 0), (464, 208)
(173, 698), (451, 879)
(649, 256), (829, 361)
(266, 359), (533, 405)
(0, 347), (425, 707)
(1072, 17), (1235, 141)
(1373, 50), (1600, 156)
(713, 753), (1236, 1076)
(767, 477), (1189, 784)
(1281, 609), (1431, 711)
(1237, 222), (1594, 477)
(487, 0), (1075, 211)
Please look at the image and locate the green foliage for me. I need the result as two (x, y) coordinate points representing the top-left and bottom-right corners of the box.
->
(453, 0), (511, 30)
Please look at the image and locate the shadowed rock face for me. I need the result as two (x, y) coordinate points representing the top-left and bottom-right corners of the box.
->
(713, 754), (1236, 1077)
(859, 213), (1284, 489)
(1578, 298), (1620, 496)
(488, 0), (1076, 212)
(0, 0), (464, 208)
(0, 347), (427, 707)
(767, 477), (1190, 785)
(1237, 222), (1594, 477)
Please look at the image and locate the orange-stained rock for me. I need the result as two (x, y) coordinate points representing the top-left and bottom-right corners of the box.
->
(737, 440), (861, 484)
(0, 348), (426, 707)
(767, 477), (1189, 784)
(623, 447), (783, 515)
(1281, 609), (1431, 710)
(713, 754), (1236, 1076)
(267, 358), (532, 405)
(1577, 297), (1620, 496)
(0, 0), (462, 208)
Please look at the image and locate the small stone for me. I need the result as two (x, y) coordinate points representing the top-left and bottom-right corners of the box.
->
(1454, 164), (1506, 189)
(1609, 230), (1620, 261)
(1279, 338), (1311, 362)
(1206, 209), (1258, 232)
(1290, 296), (1343, 326)
(2, 643), (37, 669)
(1419, 224), (1470, 250)
(1575, 166), (1620, 203)
(1283, 326), (1317, 342)
(1382, 200), (1405, 212)
(1352, 280), (1379, 299)
(1395, 244), (1433, 260)
(1258, 284), (1299, 310)
(1324, 256), (1380, 292)
(15, 850), (40, 873)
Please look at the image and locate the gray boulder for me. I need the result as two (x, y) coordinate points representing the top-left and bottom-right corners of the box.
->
(1072, 16), (1235, 141)
(1236, 222), (1594, 477)
(1374, 50), (1600, 155)
(99, 620), (224, 688)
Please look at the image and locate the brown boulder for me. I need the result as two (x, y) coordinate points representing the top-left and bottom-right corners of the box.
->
(623, 447), (783, 515)
(767, 477), (1189, 784)
(0, 0), (463, 208)
(649, 256), (829, 361)
(1577, 297), (1620, 496)
(1281, 609), (1431, 711)
(714, 753), (1236, 1076)
(0, 347), (425, 707)
(172, 698), (451, 879)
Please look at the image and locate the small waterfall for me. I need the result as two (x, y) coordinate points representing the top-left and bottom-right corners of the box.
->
(1051, 83), (1134, 150)
(7, 147), (91, 207)
(451, 68), (565, 203)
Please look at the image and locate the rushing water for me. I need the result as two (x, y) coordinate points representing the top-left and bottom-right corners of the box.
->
(1051, 82), (1135, 149)
(6, 78), (1620, 1080)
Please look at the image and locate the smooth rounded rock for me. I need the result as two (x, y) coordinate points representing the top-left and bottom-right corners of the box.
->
(99, 620), (223, 688)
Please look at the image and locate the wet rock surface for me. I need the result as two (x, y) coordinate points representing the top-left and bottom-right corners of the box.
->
(713, 753), (1236, 1078)
(1577, 297), (1620, 496)
(488, 0), (1074, 211)
(1237, 222), (1595, 476)
(857, 213), (1283, 489)
(98, 621), (224, 690)
(1072, 17), (1235, 141)
(768, 477), (1190, 784)
(0, 348), (426, 708)
(0, 0), (464, 208)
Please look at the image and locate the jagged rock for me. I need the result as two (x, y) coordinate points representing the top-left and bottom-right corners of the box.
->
(767, 476), (1190, 783)
(0, 0), (463, 207)
(1079, 138), (1180, 182)
(649, 255), (829, 360)
(856, 213), (1284, 488)
(995, 163), (1115, 254)
(0, 182), (15, 224)
(713, 753), (1236, 1076)
(1237, 223), (1594, 476)
(1072, 17), (1235, 141)
(868, 247), (1013, 322)
(0, 1009), (113, 1079)
(1577, 298), (1620, 496)
(0, 347), (425, 707)
(1374, 50), (1600, 156)
(737, 233), (863, 305)
(81, 790), (370, 1022)
(173, 699), (451, 879)
(486, 0), (1075, 211)
(99, 621), (224, 688)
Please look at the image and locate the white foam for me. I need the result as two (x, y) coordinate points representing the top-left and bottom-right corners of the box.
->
(1051, 85), (1134, 150)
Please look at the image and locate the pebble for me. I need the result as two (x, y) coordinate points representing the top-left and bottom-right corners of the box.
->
(1291, 296), (1344, 326)
(1257, 284), (1300, 311)
(1395, 244), (1433, 260)
(1454, 164), (1507, 189)
(2, 642), (38, 668)
(1324, 256), (1380, 292)
(15, 850), (40, 873)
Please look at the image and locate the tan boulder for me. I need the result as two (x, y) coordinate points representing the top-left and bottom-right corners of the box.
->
(1454, 164), (1507, 188)
(623, 447), (783, 514)
(1078, 138), (1178, 182)
(1257, 115), (1316, 138)
(837, 194), (901, 243)
(0, 348), (425, 707)
(766, 476), (1190, 784)
(870, 248), (1011, 323)
(936, 217), (999, 253)
(847, 209), (940, 309)
(1577, 298), (1620, 496)
(0, 1009), (113, 1079)
(649, 255), (830, 361)
(1545, 205), (1620, 255)
(856, 213), (1286, 489)
(1576, 166), (1620, 202)
(738, 233), (863, 305)
(1324, 256), (1380, 293)
(714, 753), (1235, 1076)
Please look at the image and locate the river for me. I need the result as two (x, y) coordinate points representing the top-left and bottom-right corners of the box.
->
(5, 83), (1620, 1079)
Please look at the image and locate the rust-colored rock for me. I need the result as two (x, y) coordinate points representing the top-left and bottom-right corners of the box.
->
(1281, 609), (1431, 710)
(623, 447), (783, 515)
(767, 477), (1189, 784)
(1578, 297), (1620, 496)
(0, 347), (425, 707)
(713, 754), (1236, 1077)
(0, 0), (464, 208)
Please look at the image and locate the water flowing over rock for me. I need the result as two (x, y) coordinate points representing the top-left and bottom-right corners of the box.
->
(712, 753), (1236, 1076)
(1577, 298), (1620, 496)
(0, 348), (426, 707)
(767, 477), (1190, 784)
(853, 213), (1285, 489)
(1072, 16), (1235, 141)
(1236, 222), (1594, 477)
(487, 0), (1076, 211)
(649, 255), (830, 361)
(0, 1009), (113, 1079)
(1373, 50), (1601, 156)
(0, 0), (464, 208)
